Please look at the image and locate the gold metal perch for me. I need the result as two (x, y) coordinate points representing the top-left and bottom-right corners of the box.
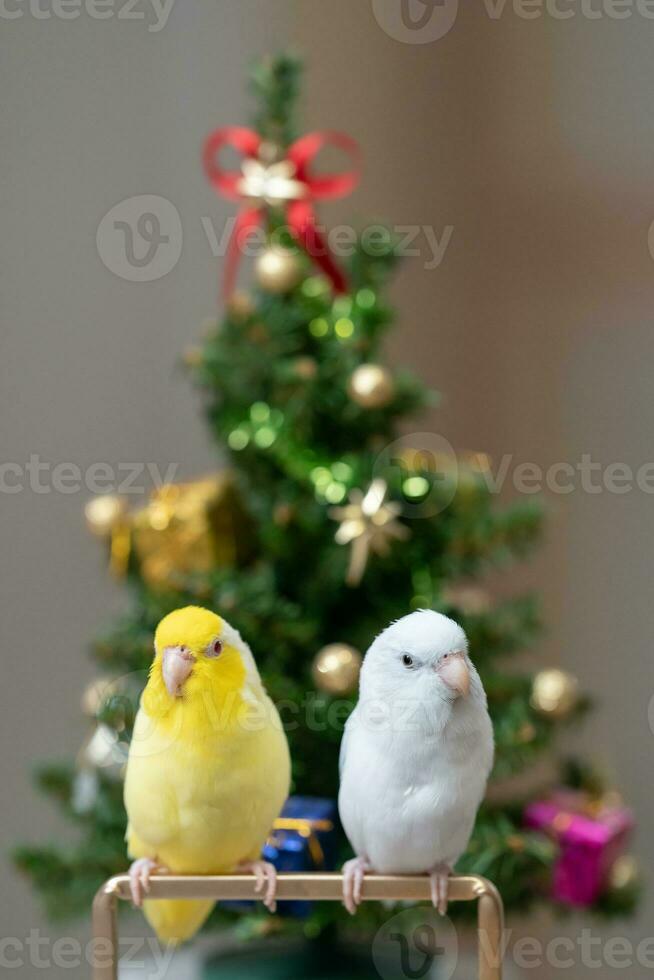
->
(92, 872), (504, 980)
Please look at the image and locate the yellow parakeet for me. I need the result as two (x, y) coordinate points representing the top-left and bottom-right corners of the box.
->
(124, 606), (291, 944)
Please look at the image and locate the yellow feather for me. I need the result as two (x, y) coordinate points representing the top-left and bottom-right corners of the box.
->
(124, 607), (290, 944)
(142, 899), (215, 947)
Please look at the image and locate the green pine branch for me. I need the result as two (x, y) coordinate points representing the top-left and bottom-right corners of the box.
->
(250, 52), (303, 147)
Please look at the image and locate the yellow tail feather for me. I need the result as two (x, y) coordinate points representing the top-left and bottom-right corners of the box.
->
(143, 898), (214, 946)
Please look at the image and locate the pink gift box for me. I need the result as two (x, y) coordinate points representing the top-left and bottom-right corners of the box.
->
(524, 791), (634, 906)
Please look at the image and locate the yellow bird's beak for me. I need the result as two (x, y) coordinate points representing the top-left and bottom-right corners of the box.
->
(162, 646), (195, 697)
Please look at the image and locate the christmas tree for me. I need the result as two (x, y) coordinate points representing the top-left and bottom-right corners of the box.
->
(15, 54), (638, 936)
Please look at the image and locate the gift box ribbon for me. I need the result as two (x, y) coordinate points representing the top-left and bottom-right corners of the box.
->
(533, 791), (630, 844)
(266, 816), (334, 869)
(203, 126), (360, 299)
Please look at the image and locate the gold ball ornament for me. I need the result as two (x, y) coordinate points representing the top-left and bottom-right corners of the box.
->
(441, 584), (491, 616)
(292, 356), (318, 381)
(183, 345), (203, 368)
(248, 322), (270, 344)
(255, 246), (302, 294)
(312, 643), (362, 696)
(531, 668), (579, 719)
(517, 722), (537, 744)
(227, 291), (256, 320)
(84, 495), (128, 538)
(81, 677), (113, 717)
(200, 316), (219, 335)
(348, 364), (395, 409)
(273, 502), (295, 527)
(608, 855), (639, 893)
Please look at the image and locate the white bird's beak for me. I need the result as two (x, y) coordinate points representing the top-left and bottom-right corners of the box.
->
(162, 646), (195, 697)
(436, 651), (470, 698)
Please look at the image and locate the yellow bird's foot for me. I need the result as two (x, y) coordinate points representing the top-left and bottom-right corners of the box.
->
(428, 863), (451, 917)
(128, 857), (168, 908)
(237, 859), (278, 913)
(342, 856), (371, 916)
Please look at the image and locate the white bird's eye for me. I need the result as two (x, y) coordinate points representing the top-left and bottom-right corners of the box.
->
(206, 638), (223, 659)
(402, 653), (414, 668)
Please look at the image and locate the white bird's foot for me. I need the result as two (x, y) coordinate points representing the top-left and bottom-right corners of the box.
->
(342, 856), (371, 916)
(238, 860), (278, 913)
(428, 863), (451, 916)
(128, 857), (168, 907)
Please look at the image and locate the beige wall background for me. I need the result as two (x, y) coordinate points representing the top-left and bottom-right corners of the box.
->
(2, 2), (653, 977)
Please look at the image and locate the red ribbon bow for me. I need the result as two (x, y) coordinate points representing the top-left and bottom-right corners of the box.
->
(203, 127), (360, 300)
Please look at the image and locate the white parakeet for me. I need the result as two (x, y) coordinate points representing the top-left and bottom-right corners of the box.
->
(338, 610), (493, 915)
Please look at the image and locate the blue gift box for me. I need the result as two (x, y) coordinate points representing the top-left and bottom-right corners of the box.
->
(224, 796), (338, 918)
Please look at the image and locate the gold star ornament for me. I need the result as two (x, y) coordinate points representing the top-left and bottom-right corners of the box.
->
(329, 478), (410, 586)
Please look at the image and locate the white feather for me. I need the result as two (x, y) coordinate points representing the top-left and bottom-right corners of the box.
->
(338, 610), (494, 874)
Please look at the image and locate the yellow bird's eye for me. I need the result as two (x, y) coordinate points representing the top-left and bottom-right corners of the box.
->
(206, 638), (223, 659)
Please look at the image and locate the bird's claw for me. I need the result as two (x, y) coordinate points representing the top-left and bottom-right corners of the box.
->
(429, 863), (451, 916)
(238, 860), (278, 913)
(128, 857), (168, 908)
(342, 857), (370, 916)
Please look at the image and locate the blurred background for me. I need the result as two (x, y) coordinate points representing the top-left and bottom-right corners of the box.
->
(2, 1), (653, 977)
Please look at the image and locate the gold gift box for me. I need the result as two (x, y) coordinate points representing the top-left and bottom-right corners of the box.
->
(86, 472), (251, 590)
